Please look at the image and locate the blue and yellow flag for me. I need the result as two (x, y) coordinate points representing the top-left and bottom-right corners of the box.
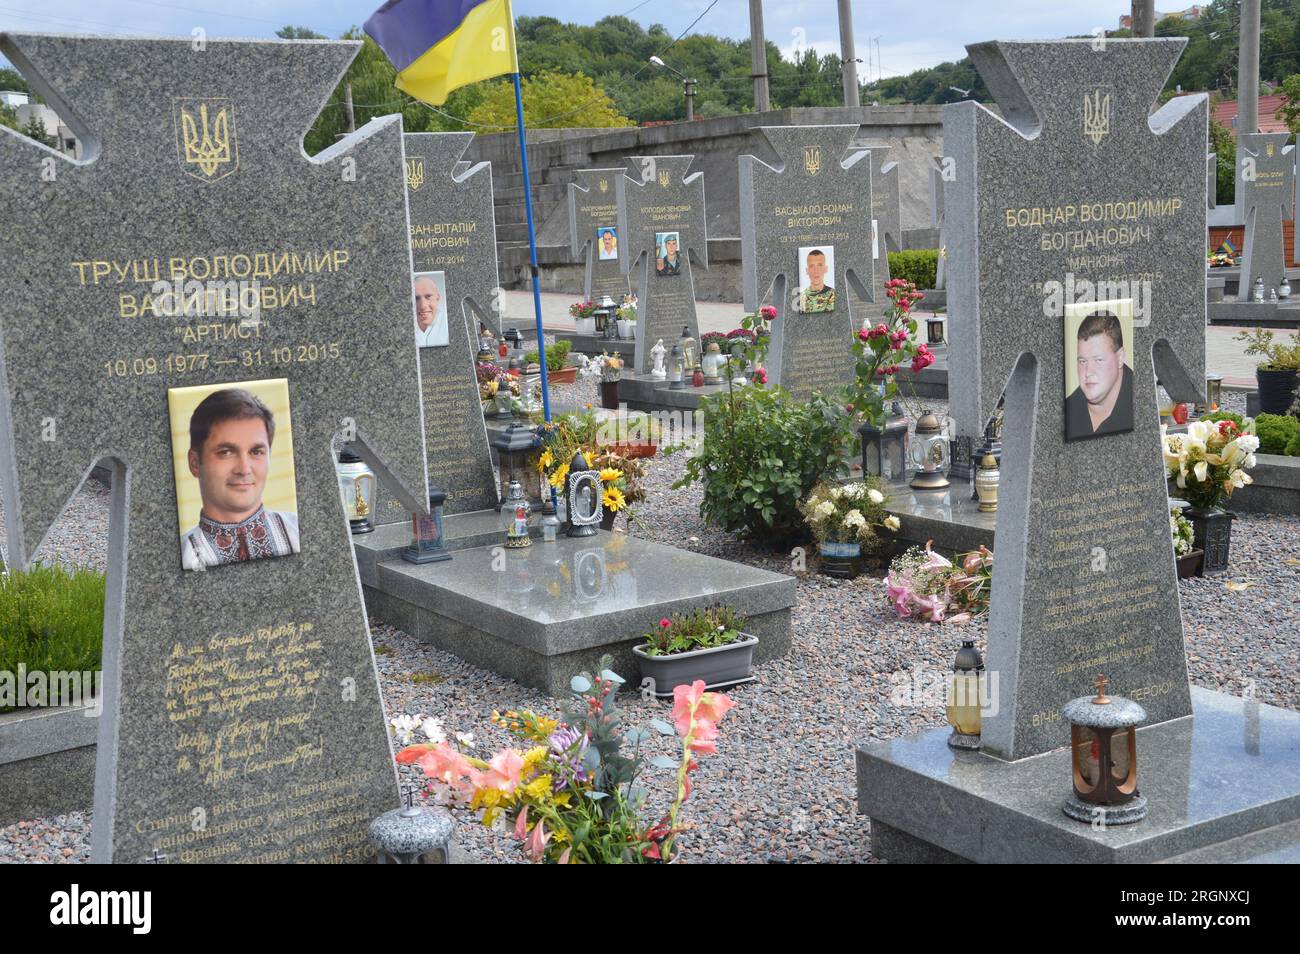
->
(1218, 236), (1238, 256)
(365, 0), (519, 106)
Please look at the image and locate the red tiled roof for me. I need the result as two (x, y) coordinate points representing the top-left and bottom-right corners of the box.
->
(1212, 94), (1291, 135)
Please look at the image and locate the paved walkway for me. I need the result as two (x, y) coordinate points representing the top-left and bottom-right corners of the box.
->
(502, 290), (1266, 390)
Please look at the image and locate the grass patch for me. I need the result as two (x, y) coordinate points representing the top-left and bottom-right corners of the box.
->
(373, 643), (394, 656)
(409, 670), (444, 685)
(0, 564), (105, 713)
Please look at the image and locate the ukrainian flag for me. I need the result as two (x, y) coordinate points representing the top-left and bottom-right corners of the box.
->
(1219, 236), (1239, 256)
(365, 0), (518, 106)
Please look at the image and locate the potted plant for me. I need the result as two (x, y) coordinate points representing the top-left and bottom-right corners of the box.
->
(588, 352), (624, 409)
(798, 477), (897, 579)
(570, 300), (598, 336)
(394, 656), (736, 863)
(1162, 418), (1259, 574)
(616, 301), (637, 340)
(633, 606), (757, 697)
(1170, 505), (1202, 578)
(525, 340), (576, 385)
(1235, 327), (1300, 415)
(477, 361), (519, 417)
(608, 412), (661, 459)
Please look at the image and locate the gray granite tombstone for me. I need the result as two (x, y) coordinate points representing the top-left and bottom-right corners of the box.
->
(739, 125), (875, 399)
(870, 146), (901, 290)
(1237, 132), (1295, 298)
(374, 132), (500, 524)
(930, 162), (947, 290)
(568, 168), (631, 303)
(616, 156), (709, 374)
(0, 33), (428, 862)
(946, 38), (1206, 760)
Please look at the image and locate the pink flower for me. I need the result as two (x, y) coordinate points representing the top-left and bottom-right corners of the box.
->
(482, 748), (524, 793)
(524, 817), (550, 862)
(660, 617), (671, 628)
(514, 804), (530, 841)
(916, 594), (946, 622)
(922, 542), (953, 571)
(858, 328), (870, 342)
(752, 368), (768, 384)
(760, 305), (777, 319)
(671, 680), (736, 754)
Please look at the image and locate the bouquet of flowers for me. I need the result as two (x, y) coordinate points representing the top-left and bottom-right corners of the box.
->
(798, 478), (896, 548)
(569, 300), (598, 319)
(885, 542), (993, 624)
(585, 447), (647, 514)
(477, 361), (519, 403)
(1170, 506), (1194, 556)
(580, 352), (625, 383)
(1162, 418), (1259, 509)
(849, 278), (933, 429)
(394, 658), (735, 863)
(1206, 251), (1236, 268)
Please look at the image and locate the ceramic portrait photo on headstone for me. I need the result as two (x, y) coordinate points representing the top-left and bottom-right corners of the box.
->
(1063, 299), (1135, 442)
(413, 270), (449, 348)
(168, 379), (301, 572)
(596, 227), (618, 261)
(655, 231), (682, 276)
(797, 245), (837, 314)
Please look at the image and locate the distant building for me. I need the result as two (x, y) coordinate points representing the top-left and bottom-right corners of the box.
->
(1213, 93), (1290, 137)
(0, 90), (29, 107)
(1118, 6), (1204, 29)
(13, 102), (81, 158)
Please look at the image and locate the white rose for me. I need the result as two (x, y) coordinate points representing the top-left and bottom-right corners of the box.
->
(883, 515), (901, 531)
(868, 488), (885, 504)
(1236, 434), (1260, 454)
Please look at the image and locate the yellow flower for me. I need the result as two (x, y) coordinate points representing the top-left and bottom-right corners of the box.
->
(538, 449), (554, 472)
(599, 467), (623, 484)
(603, 486), (626, 512)
(522, 745), (548, 772)
(548, 463), (570, 489)
(522, 775), (554, 800)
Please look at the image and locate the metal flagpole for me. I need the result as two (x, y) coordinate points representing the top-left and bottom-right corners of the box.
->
(511, 71), (552, 424)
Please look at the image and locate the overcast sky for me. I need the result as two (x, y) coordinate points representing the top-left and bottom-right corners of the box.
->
(0, 0), (1148, 81)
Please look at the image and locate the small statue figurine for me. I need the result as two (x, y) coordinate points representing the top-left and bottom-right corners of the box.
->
(650, 338), (667, 379)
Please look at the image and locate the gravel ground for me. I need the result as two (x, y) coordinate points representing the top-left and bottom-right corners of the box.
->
(1, 382), (1292, 863)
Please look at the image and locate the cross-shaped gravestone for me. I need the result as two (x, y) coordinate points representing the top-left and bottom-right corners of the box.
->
(374, 131), (499, 524)
(1237, 132), (1295, 298)
(568, 168), (630, 303)
(616, 156), (709, 374)
(739, 125), (874, 399)
(946, 38), (1206, 760)
(929, 161), (947, 290)
(869, 146), (901, 294)
(0, 33), (428, 862)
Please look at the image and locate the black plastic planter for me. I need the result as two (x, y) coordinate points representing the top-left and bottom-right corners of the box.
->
(1186, 507), (1234, 575)
(1257, 368), (1300, 415)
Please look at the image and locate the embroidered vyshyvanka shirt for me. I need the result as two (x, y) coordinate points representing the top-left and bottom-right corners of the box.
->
(181, 506), (300, 571)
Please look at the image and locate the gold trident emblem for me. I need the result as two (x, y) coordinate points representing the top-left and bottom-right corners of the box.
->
(1265, 142), (1275, 158)
(598, 178), (609, 193)
(406, 156), (425, 191)
(174, 98), (237, 182)
(1082, 89), (1110, 146)
(658, 169), (670, 188)
(804, 147), (821, 176)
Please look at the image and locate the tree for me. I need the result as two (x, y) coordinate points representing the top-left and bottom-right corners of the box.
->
(276, 26), (327, 39)
(1209, 117), (1236, 206)
(0, 67), (30, 95)
(0, 103), (18, 132)
(1277, 74), (1300, 135)
(21, 114), (56, 149)
(467, 71), (633, 130)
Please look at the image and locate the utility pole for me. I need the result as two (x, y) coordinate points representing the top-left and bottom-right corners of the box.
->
(1235, 0), (1261, 212)
(837, 0), (860, 107)
(1131, 1), (1155, 38)
(344, 81), (356, 134)
(749, 0), (770, 112)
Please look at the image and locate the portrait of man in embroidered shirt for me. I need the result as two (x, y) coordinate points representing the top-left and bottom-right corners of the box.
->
(169, 382), (301, 571)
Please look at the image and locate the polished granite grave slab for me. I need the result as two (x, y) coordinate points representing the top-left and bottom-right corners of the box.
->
(360, 530), (794, 695)
(617, 370), (726, 413)
(1208, 299), (1300, 327)
(884, 481), (995, 555)
(856, 687), (1300, 863)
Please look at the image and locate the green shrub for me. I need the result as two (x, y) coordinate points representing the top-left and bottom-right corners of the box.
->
(1201, 410), (1245, 429)
(1256, 413), (1300, 456)
(887, 249), (938, 291)
(671, 384), (857, 543)
(524, 338), (573, 370)
(0, 564), (105, 712)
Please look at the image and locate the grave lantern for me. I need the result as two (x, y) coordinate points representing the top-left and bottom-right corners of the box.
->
(860, 412), (909, 482)
(1203, 373), (1223, 414)
(702, 342), (725, 384)
(678, 325), (698, 372)
(974, 453), (1000, 512)
(540, 499), (561, 543)
(926, 315), (945, 346)
(1061, 676), (1147, 825)
(501, 480), (532, 548)
(593, 295), (617, 336)
(728, 340), (749, 385)
(369, 791), (455, 864)
(908, 411), (950, 489)
(565, 451), (603, 538)
(477, 326), (496, 360)
(668, 343), (686, 390)
(504, 327), (524, 352)
(403, 488), (452, 564)
(946, 638), (984, 749)
(491, 421), (543, 507)
(335, 445), (376, 534)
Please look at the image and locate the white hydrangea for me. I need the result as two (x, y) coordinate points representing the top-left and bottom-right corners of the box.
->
(843, 482), (865, 499)
(867, 488), (885, 504)
(815, 500), (836, 519)
(842, 509), (867, 529)
(883, 515), (901, 531)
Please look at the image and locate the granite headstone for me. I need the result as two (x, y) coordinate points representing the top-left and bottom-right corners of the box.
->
(739, 125), (874, 399)
(1236, 132), (1295, 298)
(615, 156), (709, 374)
(568, 168), (631, 303)
(0, 34), (427, 861)
(930, 162), (947, 290)
(869, 146), (902, 291)
(946, 38), (1206, 760)
(374, 131), (500, 523)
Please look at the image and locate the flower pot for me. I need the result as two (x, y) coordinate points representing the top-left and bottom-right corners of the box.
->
(617, 319), (635, 339)
(547, 366), (577, 385)
(633, 634), (759, 698)
(600, 509), (619, 531)
(610, 442), (658, 459)
(599, 379), (620, 409)
(1257, 368), (1299, 415)
(574, 317), (596, 336)
(1185, 507), (1234, 575)
(819, 540), (861, 579)
(1175, 548), (1203, 579)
